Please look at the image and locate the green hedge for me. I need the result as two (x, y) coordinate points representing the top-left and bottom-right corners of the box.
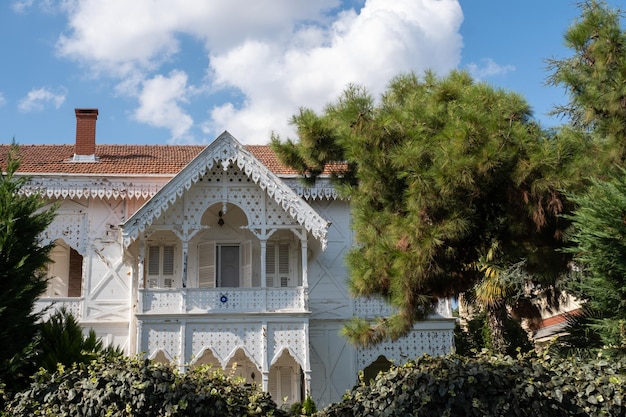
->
(4, 356), (286, 416)
(316, 353), (625, 417)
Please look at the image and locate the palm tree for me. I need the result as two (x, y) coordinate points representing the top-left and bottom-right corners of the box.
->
(36, 307), (122, 371)
(463, 241), (538, 354)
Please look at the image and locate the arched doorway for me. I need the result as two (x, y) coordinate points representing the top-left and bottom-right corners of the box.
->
(269, 350), (302, 406)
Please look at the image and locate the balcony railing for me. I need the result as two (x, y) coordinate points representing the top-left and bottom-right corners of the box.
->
(140, 287), (308, 315)
(34, 298), (83, 320)
(354, 297), (453, 319)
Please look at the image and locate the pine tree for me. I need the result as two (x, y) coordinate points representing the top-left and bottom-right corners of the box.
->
(547, 0), (626, 168)
(546, 0), (626, 357)
(561, 171), (626, 354)
(272, 71), (580, 348)
(0, 144), (56, 386)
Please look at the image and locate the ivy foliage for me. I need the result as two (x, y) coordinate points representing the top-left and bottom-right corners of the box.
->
(5, 355), (286, 417)
(316, 353), (625, 417)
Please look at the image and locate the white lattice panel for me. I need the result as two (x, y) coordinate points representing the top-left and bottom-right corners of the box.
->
(40, 212), (87, 255)
(144, 323), (181, 359)
(34, 299), (82, 320)
(268, 322), (307, 369)
(266, 288), (307, 311)
(354, 297), (453, 319)
(356, 329), (454, 370)
(142, 291), (183, 313)
(189, 323), (262, 369)
(141, 288), (306, 314)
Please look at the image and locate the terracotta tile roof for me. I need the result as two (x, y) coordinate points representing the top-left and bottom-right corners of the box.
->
(245, 145), (299, 175)
(0, 144), (303, 176)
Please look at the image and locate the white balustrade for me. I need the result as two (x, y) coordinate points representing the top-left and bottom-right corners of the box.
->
(140, 287), (307, 314)
(34, 298), (83, 320)
(354, 297), (453, 319)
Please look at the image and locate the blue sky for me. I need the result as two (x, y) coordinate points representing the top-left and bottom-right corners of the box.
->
(0, 1), (613, 146)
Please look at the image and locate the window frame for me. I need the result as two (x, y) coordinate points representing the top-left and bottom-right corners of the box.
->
(266, 241), (294, 287)
(197, 240), (252, 288)
(145, 243), (178, 289)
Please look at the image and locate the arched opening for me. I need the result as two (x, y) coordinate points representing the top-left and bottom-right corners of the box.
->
(362, 355), (393, 384)
(151, 350), (171, 364)
(196, 203), (253, 288)
(269, 350), (301, 406)
(44, 239), (83, 297)
(225, 348), (260, 386)
(190, 348), (220, 369)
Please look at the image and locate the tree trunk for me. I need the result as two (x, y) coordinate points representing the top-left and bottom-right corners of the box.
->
(487, 305), (508, 354)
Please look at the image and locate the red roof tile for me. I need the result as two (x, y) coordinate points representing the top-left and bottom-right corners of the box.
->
(0, 144), (302, 176)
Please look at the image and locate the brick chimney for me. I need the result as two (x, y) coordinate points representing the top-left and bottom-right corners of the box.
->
(73, 108), (98, 162)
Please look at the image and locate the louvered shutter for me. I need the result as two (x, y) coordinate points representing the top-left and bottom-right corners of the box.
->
(269, 367), (294, 403)
(240, 240), (252, 288)
(162, 245), (175, 288)
(268, 368), (278, 399)
(278, 244), (290, 287)
(146, 245), (161, 288)
(266, 244), (276, 287)
(198, 242), (216, 288)
(280, 368), (293, 402)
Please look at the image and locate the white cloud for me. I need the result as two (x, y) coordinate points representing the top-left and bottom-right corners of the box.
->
(11, 0), (56, 14)
(133, 70), (194, 142)
(205, 0), (463, 142)
(54, 0), (464, 144)
(56, 0), (340, 75)
(18, 87), (66, 112)
(0, 92), (6, 107)
(466, 58), (515, 80)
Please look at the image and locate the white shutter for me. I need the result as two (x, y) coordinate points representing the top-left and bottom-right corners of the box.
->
(146, 244), (176, 288)
(280, 368), (293, 402)
(278, 244), (290, 287)
(269, 367), (294, 403)
(147, 245), (160, 276)
(268, 369), (278, 400)
(198, 242), (216, 288)
(162, 245), (175, 276)
(240, 240), (252, 288)
(266, 244), (276, 288)
(46, 244), (69, 297)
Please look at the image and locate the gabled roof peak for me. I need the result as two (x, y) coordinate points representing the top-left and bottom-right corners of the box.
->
(121, 132), (330, 248)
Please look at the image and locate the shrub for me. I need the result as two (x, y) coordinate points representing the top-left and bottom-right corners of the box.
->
(316, 353), (625, 417)
(5, 355), (286, 416)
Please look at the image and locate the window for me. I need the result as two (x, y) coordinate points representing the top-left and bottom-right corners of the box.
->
(146, 244), (176, 288)
(266, 243), (293, 287)
(44, 241), (82, 297)
(197, 241), (251, 288)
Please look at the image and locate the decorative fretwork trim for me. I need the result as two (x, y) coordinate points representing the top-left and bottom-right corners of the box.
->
(122, 132), (330, 249)
(281, 178), (341, 201)
(17, 176), (168, 200)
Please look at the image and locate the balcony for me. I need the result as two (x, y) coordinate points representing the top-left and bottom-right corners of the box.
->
(139, 287), (308, 315)
(34, 298), (83, 320)
(354, 297), (453, 319)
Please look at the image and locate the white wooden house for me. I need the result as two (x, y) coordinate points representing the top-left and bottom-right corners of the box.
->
(2, 109), (455, 406)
